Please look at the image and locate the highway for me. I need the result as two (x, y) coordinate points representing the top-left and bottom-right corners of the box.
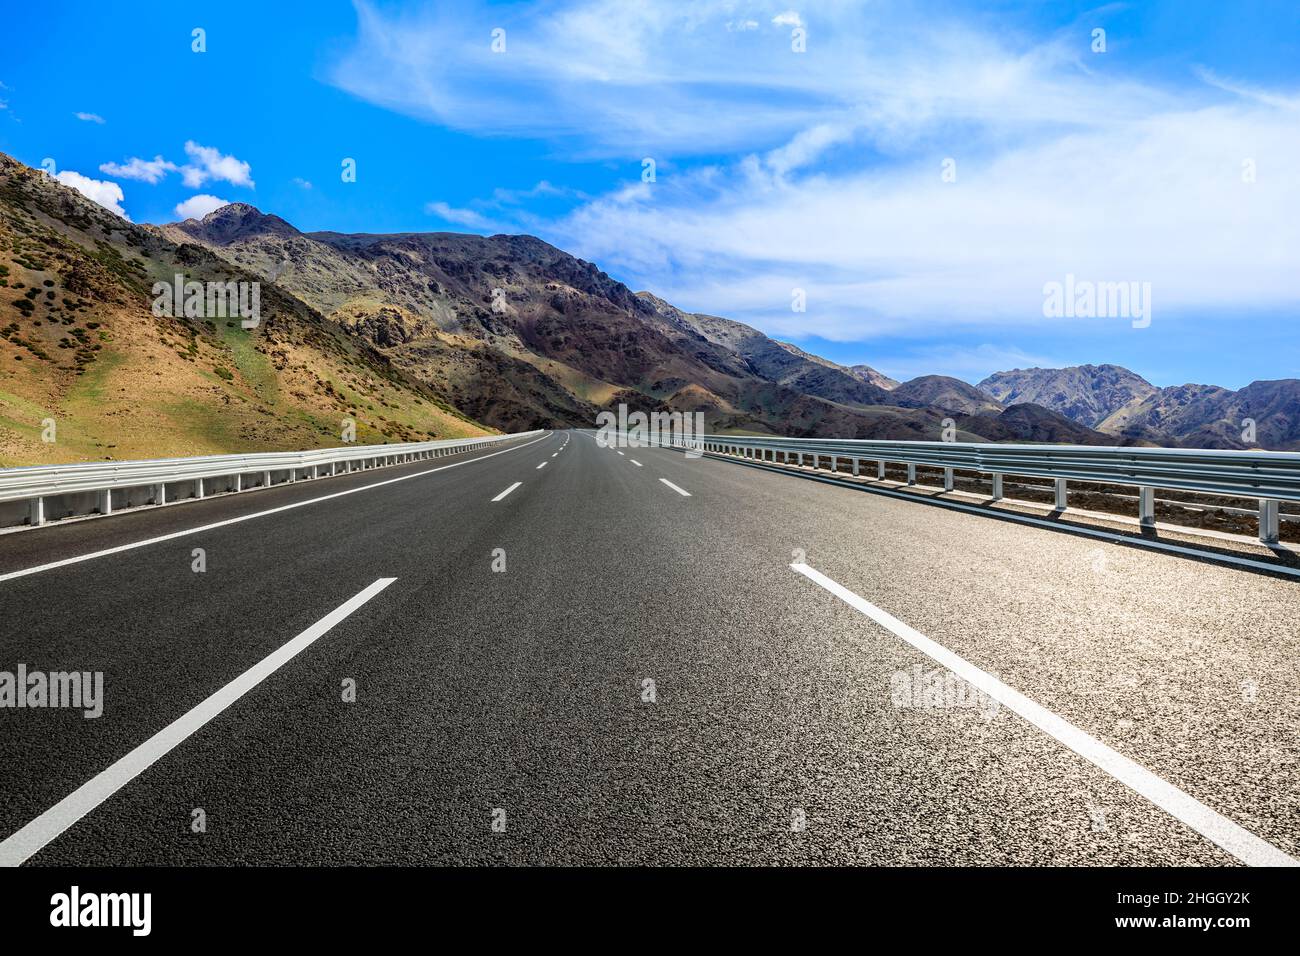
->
(0, 429), (1297, 866)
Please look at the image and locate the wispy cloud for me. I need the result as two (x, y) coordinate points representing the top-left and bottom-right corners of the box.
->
(869, 344), (1069, 384)
(74, 111), (105, 124)
(424, 201), (498, 230)
(99, 155), (177, 184)
(330, 1), (1300, 350)
(329, 1), (1171, 159)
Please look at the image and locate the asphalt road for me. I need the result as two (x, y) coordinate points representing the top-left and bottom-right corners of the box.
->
(1, 429), (1297, 865)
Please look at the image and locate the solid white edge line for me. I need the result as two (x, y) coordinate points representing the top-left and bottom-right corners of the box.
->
(0, 577), (396, 867)
(789, 562), (1297, 868)
(0, 435), (549, 584)
(492, 481), (523, 502)
(659, 478), (691, 497)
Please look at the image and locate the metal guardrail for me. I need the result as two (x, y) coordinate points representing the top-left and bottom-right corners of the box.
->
(665, 434), (1300, 544)
(0, 431), (543, 528)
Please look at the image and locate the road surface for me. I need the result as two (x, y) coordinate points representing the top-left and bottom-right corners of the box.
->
(1, 430), (1296, 865)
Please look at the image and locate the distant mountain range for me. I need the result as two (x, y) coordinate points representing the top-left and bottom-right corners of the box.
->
(1, 150), (1296, 465)
(979, 365), (1300, 451)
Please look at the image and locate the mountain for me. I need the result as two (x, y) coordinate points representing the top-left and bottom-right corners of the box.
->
(846, 363), (901, 391)
(977, 362), (1300, 450)
(978, 364), (1158, 428)
(635, 293), (893, 407)
(7, 151), (1291, 465)
(166, 201), (984, 441)
(1, 155), (991, 464)
(0, 155), (487, 467)
(771, 340), (900, 391)
(889, 375), (1004, 416)
(956, 403), (1126, 445)
(1099, 379), (1300, 450)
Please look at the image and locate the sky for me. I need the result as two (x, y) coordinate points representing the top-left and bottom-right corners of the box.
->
(2, 0), (1299, 390)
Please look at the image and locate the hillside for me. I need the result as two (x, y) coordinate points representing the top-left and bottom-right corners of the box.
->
(165, 202), (989, 441)
(8, 149), (1293, 465)
(979, 363), (1300, 450)
(978, 364), (1158, 428)
(1099, 379), (1300, 450)
(889, 375), (1004, 416)
(772, 340), (899, 391)
(956, 403), (1127, 446)
(0, 155), (490, 467)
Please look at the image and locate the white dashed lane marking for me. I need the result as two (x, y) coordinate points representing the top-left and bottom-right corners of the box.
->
(492, 482), (522, 502)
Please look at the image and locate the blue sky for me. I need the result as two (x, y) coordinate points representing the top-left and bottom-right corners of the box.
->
(2, 1), (1299, 389)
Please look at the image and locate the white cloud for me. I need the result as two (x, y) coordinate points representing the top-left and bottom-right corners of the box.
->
(329, 1), (1300, 345)
(424, 201), (497, 230)
(180, 141), (254, 188)
(292, 177), (313, 189)
(549, 96), (1300, 341)
(174, 194), (230, 220)
(74, 111), (105, 124)
(99, 155), (178, 184)
(96, 144), (254, 189)
(53, 170), (130, 220)
(329, 2), (1179, 162)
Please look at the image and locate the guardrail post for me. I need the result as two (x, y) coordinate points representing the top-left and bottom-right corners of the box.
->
(29, 496), (44, 526)
(153, 483), (167, 505)
(235, 473), (242, 492)
(196, 477), (205, 499)
(312, 465), (318, 479)
(991, 474), (1003, 501)
(263, 470), (272, 488)
(877, 460), (885, 479)
(96, 489), (112, 515)
(1054, 478), (1068, 510)
(852, 458), (859, 476)
(1138, 486), (1155, 527)
(943, 467), (954, 492)
(906, 463), (916, 485)
(1260, 499), (1280, 545)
